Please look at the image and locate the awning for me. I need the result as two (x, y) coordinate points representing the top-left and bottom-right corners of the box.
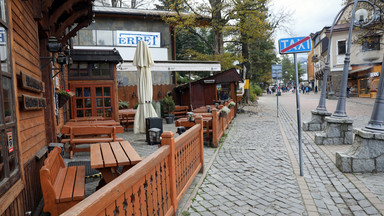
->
(350, 66), (373, 74)
(118, 61), (221, 72)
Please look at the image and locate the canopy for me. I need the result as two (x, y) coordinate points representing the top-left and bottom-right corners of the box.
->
(133, 41), (158, 134)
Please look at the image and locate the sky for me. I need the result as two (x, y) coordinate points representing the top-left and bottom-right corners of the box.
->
(269, 0), (344, 57)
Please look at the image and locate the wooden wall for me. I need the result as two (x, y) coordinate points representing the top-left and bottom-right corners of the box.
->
(12, 0), (46, 164)
(1, 0), (47, 215)
(118, 84), (175, 108)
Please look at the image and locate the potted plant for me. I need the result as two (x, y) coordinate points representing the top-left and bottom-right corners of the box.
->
(220, 106), (230, 118)
(118, 100), (129, 109)
(161, 93), (175, 124)
(58, 89), (74, 108)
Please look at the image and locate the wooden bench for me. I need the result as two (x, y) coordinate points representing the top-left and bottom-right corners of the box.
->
(61, 126), (124, 159)
(171, 105), (189, 119)
(40, 147), (85, 216)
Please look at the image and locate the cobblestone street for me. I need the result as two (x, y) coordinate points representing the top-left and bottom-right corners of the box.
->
(186, 93), (384, 216)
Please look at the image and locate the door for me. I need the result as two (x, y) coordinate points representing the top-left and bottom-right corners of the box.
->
(70, 84), (115, 119)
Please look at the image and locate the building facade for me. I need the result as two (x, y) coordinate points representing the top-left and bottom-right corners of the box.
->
(1, 1), (93, 215)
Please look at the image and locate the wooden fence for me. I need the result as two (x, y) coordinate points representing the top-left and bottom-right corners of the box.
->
(211, 102), (235, 147)
(62, 117), (204, 216)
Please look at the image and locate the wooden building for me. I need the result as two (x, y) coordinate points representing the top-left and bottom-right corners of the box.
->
(68, 49), (123, 121)
(174, 68), (243, 109)
(1, 0), (93, 215)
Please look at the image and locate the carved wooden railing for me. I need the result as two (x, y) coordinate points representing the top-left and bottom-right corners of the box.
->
(62, 117), (204, 216)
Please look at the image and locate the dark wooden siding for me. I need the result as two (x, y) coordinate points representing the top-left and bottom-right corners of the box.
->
(204, 84), (217, 105)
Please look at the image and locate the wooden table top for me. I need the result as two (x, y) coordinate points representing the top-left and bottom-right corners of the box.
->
(90, 141), (141, 169)
(118, 109), (136, 115)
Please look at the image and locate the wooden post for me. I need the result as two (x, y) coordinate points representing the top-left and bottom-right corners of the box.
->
(160, 131), (177, 214)
(195, 115), (204, 173)
(212, 109), (218, 147)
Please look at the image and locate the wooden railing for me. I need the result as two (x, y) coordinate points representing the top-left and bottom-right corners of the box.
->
(62, 117), (205, 216)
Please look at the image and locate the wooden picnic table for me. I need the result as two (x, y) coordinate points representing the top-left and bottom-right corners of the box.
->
(90, 141), (142, 184)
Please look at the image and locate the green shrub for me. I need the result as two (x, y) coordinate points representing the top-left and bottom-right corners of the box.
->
(118, 100), (129, 109)
(254, 85), (262, 96)
(249, 84), (262, 96)
(250, 93), (256, 102)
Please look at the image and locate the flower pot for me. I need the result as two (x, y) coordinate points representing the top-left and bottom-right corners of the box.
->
(220, 112), (227, 118)
(58, 94), (70, 108)
(165, 116), (174, 124)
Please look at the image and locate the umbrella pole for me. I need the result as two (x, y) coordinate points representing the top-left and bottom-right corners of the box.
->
(189, 71), (193, 111)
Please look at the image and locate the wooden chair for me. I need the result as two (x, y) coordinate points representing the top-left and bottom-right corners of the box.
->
(172, 105), (189, 119)
(40, 147), (85, 216)
(120, 113), (135, 131)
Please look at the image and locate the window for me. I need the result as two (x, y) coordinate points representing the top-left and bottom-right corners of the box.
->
(76, 30), (114, 46)
(69, 62), (113, 80)
(0, 0), (20, 196)
(71, 84), (114, 119)
(337, 40), (346, 55)
(362, 36), (380, 52)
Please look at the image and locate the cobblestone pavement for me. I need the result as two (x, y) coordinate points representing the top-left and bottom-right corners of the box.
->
(187, 93), (384, 216)
(187, 101), (306, 215)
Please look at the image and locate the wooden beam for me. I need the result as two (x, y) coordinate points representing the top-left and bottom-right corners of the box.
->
(59, 20), (90, 44)
(50, 0), (84, 26)
(53, 9), (88, 38)
(41, 0), (54, 13)
(32, 0), (42, 20)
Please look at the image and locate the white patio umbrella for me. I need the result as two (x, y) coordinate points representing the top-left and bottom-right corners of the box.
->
(133, 41), (158, 134)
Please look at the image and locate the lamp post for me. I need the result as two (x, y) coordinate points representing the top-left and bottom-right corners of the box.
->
(364, 55), (384, 133)
(333, 0), (376, 117)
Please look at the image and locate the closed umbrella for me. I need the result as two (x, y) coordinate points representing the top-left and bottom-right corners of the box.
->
(133, 41), (158, 134)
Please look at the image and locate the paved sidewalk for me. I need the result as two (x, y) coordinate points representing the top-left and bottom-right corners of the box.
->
(186, 95), (384, 216)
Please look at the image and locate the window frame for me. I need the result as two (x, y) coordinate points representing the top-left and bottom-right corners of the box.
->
(362, 35), (380, 52)
(0, 0), (20, 196)
(337, 40), (346, 55)
(68, 62), (114, 80)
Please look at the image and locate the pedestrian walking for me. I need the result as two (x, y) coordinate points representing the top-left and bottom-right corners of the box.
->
(347, 86), (351, 98)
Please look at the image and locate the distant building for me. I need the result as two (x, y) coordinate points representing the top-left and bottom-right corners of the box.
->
(72, 6), (220, 108)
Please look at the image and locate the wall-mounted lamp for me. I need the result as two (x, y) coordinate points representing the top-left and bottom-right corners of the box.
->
(158, 91), (162, 98)
(47, 36), (62, 53)
(132, 92), (136, 98)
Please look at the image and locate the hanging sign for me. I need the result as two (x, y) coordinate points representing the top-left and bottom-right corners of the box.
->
(7, 132), (13, 153)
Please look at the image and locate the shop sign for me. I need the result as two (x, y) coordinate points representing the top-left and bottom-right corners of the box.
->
(21, 72), (44, 93)
(216, 84), (222, 90)
(7, 132), (13, 153)
(0, 29), (5, 44)
(22, 94), (46, 110)
(116, 31), (161, 47)
(369, 72), (380, 78)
